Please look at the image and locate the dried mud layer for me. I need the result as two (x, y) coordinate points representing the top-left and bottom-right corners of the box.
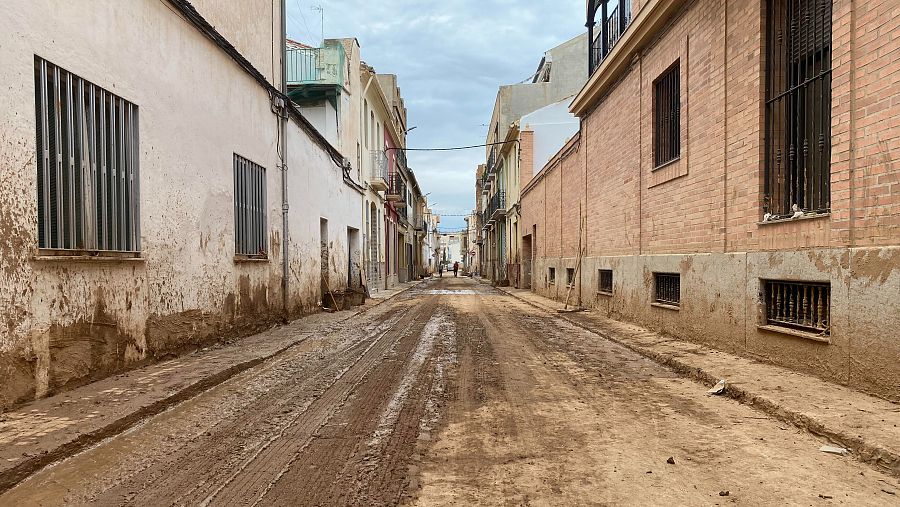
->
(2, 277), (898, 506)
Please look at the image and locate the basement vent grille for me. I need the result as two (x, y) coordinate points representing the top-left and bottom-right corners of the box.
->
(566, 268), (575, 287)
(548, 267), (556, 284)
(654, 273), (680, 307)
(764, 280), (830, 334)
(599, 269), (613, 294)
(34, 57), (141, 252)
(233, 154), (267, 257)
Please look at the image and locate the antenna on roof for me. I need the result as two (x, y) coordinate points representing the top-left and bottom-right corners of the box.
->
(311, 4), (324, 46)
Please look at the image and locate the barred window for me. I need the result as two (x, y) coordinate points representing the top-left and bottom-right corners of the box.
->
(654, 273), (680, 307)
(566, 267), (575, 287)
(653, 62), (680, 168)
(598, 269), (613, 294)
(34, 57), (140, 253)
(549, 267), (556, 284)
(233, 154), (267, 257)
(764, 280), (830, 335)
(764, 0), (832, 217)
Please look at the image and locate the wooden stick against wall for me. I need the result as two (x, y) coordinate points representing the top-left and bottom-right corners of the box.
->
(562, 203), (586, 311)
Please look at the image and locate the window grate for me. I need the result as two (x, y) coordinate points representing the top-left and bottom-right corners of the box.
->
(764, 280), (830, 334)
(549, 267), (556, 284)
(599, 269), (613, 294)
(34, 57), (140, 252)
(764, 0), (832, 217)
(654, 273), (680, 306)
(653, 62), (680, 168)
(233, 154), (267, 257)
(566, 268), (575, 287)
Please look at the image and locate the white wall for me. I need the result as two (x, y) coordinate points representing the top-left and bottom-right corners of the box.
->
(0, 0), (360, 409)
(521, 98), (580, 174)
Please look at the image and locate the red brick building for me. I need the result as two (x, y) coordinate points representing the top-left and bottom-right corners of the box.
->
(520, 0), (899, 400)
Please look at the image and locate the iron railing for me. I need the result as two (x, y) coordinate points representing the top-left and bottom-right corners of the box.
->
(388, 171), (407, 200)
(654, 273), (681, 306)
(599, 269), (613, 294)
(285, 44), (345, 86)
(654, 62), (681, 167)
(764, 280), (830, 334)
(764, 0), (832, 217)
(488, 191), (506, 221)
(371, 150), (389, 182)
(589, 0), (632, 74)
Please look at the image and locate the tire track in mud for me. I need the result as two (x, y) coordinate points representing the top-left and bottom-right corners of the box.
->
(6, 301), (414, 506)
(254, 297), (451, 506)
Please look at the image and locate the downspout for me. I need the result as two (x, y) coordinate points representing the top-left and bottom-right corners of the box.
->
(280, 0), (290, 320)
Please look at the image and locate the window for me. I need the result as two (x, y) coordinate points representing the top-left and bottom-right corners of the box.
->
(548, 267), (556, 284)
(653, 62), (680, 167)
(764, 0), (832, 217)
(654, 273), (680, 307)
(566, 268), (575, 287)
(233, 154), (267, 257)
(34, 57), (140, 253)
(763, 280), (830, 335)
(599, 269), (613, 294)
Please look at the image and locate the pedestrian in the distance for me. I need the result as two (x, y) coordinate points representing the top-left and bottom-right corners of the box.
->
(453, 261), (459, 277)
(438, 263), (443, 278)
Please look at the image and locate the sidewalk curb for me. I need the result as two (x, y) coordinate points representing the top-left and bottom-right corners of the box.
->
(0, 280), (423, 494)
(496, 286), (900, 479)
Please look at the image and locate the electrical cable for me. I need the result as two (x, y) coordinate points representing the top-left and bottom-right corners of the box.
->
(386, 139), (518, 152)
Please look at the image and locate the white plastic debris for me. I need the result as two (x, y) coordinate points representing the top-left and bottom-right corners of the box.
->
(819, 445), (849, 456)
(708, 379), (727, 395)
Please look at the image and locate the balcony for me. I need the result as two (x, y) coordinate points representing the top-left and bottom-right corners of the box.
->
(488, 191), (507, 222)
(285, 44), (346, 102)
(370, 150), (389, 191)
(386, 172), (406, 203)
(589, 0), (632, 75)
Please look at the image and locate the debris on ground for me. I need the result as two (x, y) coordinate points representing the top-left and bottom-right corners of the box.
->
(708, 379), (727, 395)
(882, 489), (896, 496)
(819, 445), (849, 456)
(666, 457), (675, 465)
(719, 490), (730, 497)
(818, 494), (833, 499)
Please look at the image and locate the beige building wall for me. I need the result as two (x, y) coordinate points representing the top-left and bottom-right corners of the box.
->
(0, 0), (361, 409)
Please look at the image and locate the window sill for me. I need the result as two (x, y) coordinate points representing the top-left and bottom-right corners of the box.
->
(757, 324), (830, 344)
(597, 290), (613, 297)
(652, 156), (681, 172)
(758, 212), (830, 226)
(234, 256), (270, 264)
(651, 302), (680, 311)
(32, 249), (146, 263)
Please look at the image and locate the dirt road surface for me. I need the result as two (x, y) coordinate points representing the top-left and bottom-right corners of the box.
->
(2, 277), (897, 506)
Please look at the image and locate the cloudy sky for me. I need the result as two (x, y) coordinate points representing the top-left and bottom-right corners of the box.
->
(286, 0), (585, 232)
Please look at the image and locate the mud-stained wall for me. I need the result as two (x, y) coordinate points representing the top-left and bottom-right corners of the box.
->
(518, 0), (900, 401)
(0, 0), (361, 410)
(530, 249), (899, 402)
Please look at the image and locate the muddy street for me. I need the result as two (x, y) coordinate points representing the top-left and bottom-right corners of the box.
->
(2, 277), (896, 506)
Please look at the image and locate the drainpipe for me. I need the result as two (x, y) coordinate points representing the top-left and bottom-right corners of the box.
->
(280, 0), (290, 320)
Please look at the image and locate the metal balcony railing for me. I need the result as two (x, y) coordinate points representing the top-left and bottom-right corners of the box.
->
(286, 44), (346, 86)
(371, 150), (389, 182)
(488, 191), (507, 222)
(387, 171), (407, 202)
(590, 0), (632, 74)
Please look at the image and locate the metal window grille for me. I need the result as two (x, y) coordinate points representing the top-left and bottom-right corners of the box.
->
(233, 154), (267, 257)
(653, 62), (681, 167)
(566, 268), (575, 286)
(764, 280), (830, 334)
(654, 273), (680, 306)
(34, 57), (140, 252)
(599, 269), (613, 294)
(764, 0), (832, 217)
(549, 267), (556, 284)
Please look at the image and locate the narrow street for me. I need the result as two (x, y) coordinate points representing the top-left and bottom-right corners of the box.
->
(0, 277), (893, 506)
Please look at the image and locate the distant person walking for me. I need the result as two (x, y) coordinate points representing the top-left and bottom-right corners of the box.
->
(453, 261), (459, 277)
(438, 263), (443, 278)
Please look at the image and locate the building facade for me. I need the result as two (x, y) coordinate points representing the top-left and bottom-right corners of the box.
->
(520, 0), (900, 401)
(0, 0), (370, 409)
(480, 34), (587, 286)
